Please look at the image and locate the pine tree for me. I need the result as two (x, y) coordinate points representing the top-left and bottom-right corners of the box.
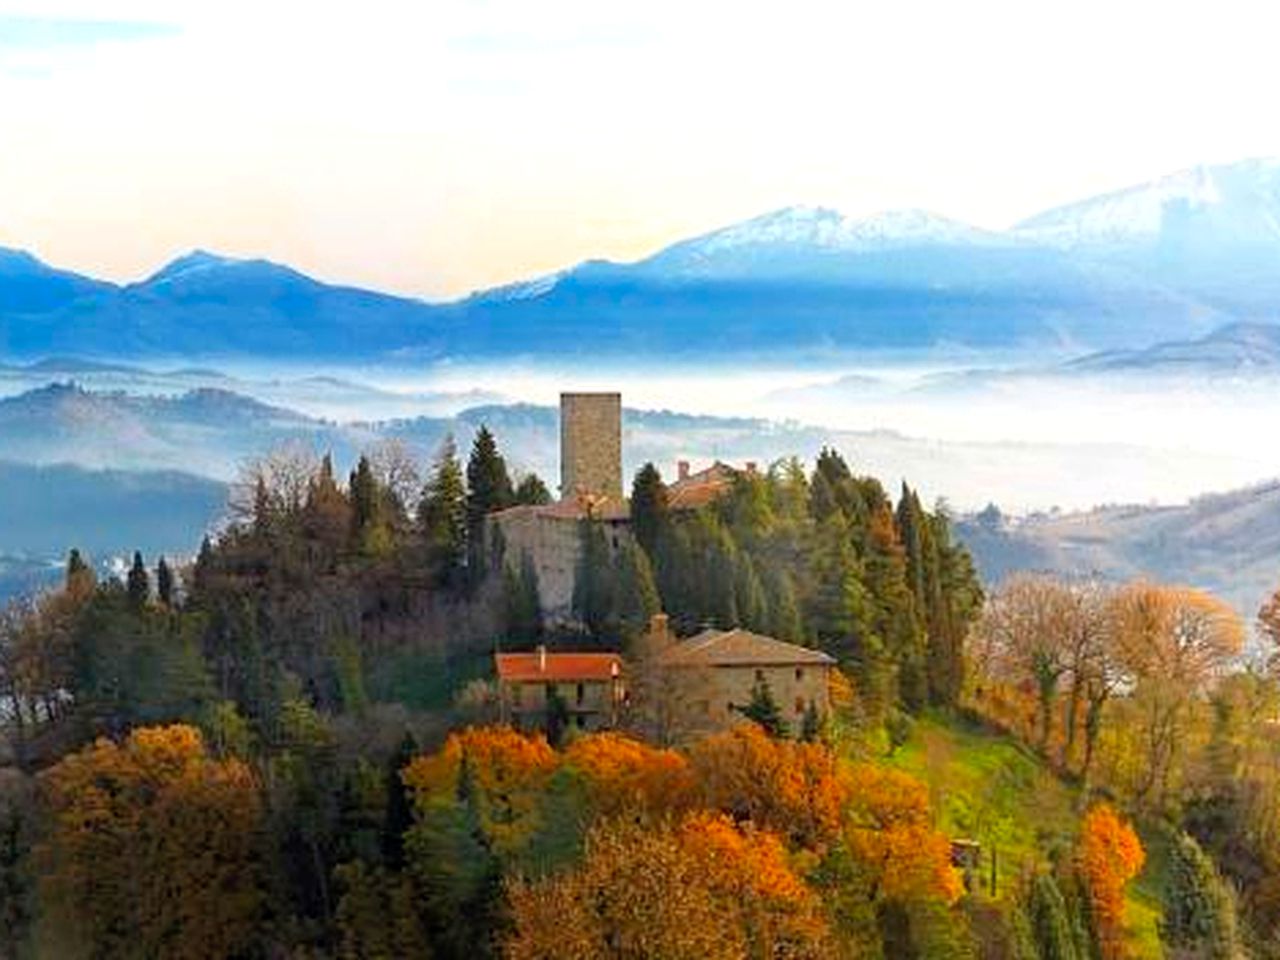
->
(614, 539), (661, 639)
(573, 521), (616, 638)
(630, 462), (669, 556)
(126, 551), (149, 608)
(765, 568), (804, 642)
(419, 438), (469, 589)
(732, 550), (768, 632)
(465, 426), (514, 578)
(503, 551), (544, 643)
(382, 732), (418, 869)
(156, 557), (174, 607)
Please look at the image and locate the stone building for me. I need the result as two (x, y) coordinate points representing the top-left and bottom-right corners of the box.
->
(651, 622), (835, 739)
(560, 392), (622, 501)
(494, 645), (625, 732)
(490, 391), (758, 627)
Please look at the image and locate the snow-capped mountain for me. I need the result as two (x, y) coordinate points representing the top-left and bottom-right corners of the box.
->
(1014, 158), (1280, 314)
(5, 158), (1280, 361)
(637, 206), (1016, 280)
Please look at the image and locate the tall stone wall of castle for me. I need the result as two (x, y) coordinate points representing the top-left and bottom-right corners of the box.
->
(560, 392), (622, 500)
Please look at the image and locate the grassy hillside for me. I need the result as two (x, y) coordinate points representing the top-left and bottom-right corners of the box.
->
(887, 712), (1168, 958)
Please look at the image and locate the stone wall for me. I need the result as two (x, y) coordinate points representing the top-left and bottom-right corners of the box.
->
(670, 662), (831, 739)
(560, 392), (622, 500)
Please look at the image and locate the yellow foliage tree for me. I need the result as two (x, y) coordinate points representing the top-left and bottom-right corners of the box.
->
(38, 724), (263, 960)
(402, 725), (557, 858)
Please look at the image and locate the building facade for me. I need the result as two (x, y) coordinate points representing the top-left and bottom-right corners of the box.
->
(654, 626), (835, 739)
(494, 646), (625, 732)
(559, 392), (622, 501)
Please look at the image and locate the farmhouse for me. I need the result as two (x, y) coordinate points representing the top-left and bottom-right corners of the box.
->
(494, 645), (625, 732)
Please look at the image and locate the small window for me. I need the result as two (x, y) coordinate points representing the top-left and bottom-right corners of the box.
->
(575, 714), (586, 729)
(795, 668), (804, 682)
(576, 682), (585, 705)
(795, 697), (805, 715)
(755, 669), (765, 683)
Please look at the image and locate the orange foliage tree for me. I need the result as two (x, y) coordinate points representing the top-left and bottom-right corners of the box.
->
(843, 761), (964, 905)
(503, 812), (833, 959)
(561, 730), (695, 821)
(687, 723), (849, 849)
(1077, 803), (1145, 960)
(38, 724), (263, 960)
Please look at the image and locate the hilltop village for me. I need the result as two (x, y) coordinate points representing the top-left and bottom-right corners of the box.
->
(2, 387), (1276, 958)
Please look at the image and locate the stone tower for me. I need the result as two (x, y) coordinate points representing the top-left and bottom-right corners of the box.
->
(560, 392), (622, 501)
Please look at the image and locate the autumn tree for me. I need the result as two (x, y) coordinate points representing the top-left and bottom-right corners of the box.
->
(503, 813), (833, 959)
(1077, 804), (1145, 960)
(38, 725), (263, 959)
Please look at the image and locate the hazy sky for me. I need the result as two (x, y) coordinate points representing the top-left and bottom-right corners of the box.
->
(4, 0), (1280, 300)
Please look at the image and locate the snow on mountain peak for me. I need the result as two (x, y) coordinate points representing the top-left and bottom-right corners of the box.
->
(1013, 158), (1280, 251)
(144, 249), (241, 286)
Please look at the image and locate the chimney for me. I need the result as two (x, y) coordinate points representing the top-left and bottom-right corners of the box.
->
(677, 460), (690, 482)
(536, 644), (547, 672)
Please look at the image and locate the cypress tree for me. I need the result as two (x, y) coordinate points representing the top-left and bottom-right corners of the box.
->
(614, 539), (660, 638)
(126, 551), (150, 608)
(156, 556), (174, 607)
(1162, 831), (1242, 959)
(630, 462), (669, 557)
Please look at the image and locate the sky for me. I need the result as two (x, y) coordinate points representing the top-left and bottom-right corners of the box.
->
(3, 1), (1280, 300)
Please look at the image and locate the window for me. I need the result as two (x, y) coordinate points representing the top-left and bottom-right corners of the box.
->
(576, 682), (585, 705)
(795, 668), (804, 682)
(575, 714), (586, 729)
(755, 669), (765, 682)
(795, 697), (805, 715)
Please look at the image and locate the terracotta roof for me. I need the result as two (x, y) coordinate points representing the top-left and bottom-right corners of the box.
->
(658, 629), (836, 668)
(495, 651), (624, 683)
(668, 462), (740, 511)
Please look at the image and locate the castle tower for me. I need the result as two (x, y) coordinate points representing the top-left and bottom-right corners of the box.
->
(560, 392), (622, 501)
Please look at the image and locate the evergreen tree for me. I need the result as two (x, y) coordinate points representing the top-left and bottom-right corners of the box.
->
(572, 521), (616, 638)
(738, 676), (787, 738)
(503, 551), (544, 643)
(1026, 871), (1084, 960)
(349, 455), (392, 557)
(800, 700), (822, 742)
(126, 551), (150, 608)
(513, 473), (552, 506)
(765, 568), (804, 642)
(732, 549), (768, 632)
(630, 462), (669, 556)
(1162, 831), (1242, 959)
(65, 548), (96, 599)
(419, 437), (469, 588)
(382, 732), (418, 870)
(614, 539), (661, 639)
(465, 426), (514, 578)
(156, 556), (174, 607)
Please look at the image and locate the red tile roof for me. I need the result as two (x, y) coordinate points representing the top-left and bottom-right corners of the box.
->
(495, 651), (624, 683)
(659, 629), (836, 667)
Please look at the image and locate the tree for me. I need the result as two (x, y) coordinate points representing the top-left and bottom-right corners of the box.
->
(1162, 830), (1243, 959)
(738, 676), (787, 738)
(419, 436), (468, 589)
(466, 426), (514, 578)
(1112, 584), (1243, 808)
(630, 462), (669, 556)
(157, 556), (175, 607)
(513, 473), (551, 506)
(38, 725), (263, 959)
(1077, 804), (1145, 960)
(1025, 871), (1085, 960)
(503, 551), (543, 643)
(503, 814), (833, 959)
(1258, 582), (1280, 677)
(126, 550), (150, 607)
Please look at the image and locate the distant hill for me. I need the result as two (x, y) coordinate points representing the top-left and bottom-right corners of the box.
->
(0, 461), (227, 579)
(1064, 322), (1280, 376)
(16, 158), (1280, 363)
(956, 481), (1280, 621)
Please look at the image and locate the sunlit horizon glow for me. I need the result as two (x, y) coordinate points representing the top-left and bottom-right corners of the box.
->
(4, 0), (1280, 300)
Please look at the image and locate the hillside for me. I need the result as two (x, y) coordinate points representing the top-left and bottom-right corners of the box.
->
(956, 480), (1280, 620)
